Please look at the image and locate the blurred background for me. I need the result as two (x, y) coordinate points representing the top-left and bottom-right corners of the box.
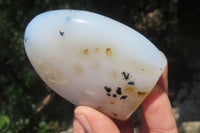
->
(0, 0), (200, 132)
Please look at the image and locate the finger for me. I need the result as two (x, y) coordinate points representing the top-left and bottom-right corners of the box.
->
(73, 106), (120, 133)
(158, 62), (168, 92)
(140, 65), (178, 133)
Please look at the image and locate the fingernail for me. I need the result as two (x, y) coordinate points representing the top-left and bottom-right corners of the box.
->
(74, 114), (91, 133)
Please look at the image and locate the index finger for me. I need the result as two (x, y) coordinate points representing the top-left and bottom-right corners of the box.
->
(140, 65), (178, 133)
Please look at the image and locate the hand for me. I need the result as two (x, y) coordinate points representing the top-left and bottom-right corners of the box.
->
(73, 65), (178, 133)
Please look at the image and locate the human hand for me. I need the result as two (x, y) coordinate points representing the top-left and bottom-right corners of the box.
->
(73, 65), (178, 133)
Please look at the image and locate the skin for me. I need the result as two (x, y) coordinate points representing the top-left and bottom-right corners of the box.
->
(73, 63), (178, 133)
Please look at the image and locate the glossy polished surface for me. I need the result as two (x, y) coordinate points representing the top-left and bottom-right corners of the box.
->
(24, 10), (167, 120)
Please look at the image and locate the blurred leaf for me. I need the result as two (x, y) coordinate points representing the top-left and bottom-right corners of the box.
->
(38, 121), (50, 133)
(0, 115), (10, 129)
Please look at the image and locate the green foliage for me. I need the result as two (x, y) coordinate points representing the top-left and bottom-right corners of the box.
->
(0, 115), (10, 131)
(0, 0), (199, 132)
(0, 0), (74, 132)
(37, 121), (50, 133)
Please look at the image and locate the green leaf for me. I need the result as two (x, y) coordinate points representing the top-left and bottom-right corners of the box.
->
(0, 115), (10, 129)
(37, 121), (50, 133)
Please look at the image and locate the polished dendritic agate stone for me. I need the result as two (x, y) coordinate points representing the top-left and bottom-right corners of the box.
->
(24, 10), (167, 120)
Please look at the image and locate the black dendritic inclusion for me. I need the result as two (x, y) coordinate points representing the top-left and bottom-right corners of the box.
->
(121, 71), (131, 80)
(116, 87), (122, 95)
(104, 86), (128, 100)
(59, 31), (64, 36)
(107, 93), (111, 96)
(112, 113), (118, 117)
(120, 95), (128, 99)
(112, 94), (117, 98)
(104, 86), (111, 92)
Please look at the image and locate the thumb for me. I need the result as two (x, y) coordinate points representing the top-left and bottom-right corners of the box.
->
(73, 106), (121, 133)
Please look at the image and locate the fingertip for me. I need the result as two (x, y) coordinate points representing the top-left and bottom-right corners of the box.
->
(159, 51), (168, 92)
(141, 84), (178, 133)
(157, 64), (168, 92)
(73, 106), (120, 133)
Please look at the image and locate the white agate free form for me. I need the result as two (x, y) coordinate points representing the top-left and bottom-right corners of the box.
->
(24, 10), (167, 121)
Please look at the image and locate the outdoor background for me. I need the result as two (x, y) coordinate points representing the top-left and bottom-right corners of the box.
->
(0, 0), (200, 133)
